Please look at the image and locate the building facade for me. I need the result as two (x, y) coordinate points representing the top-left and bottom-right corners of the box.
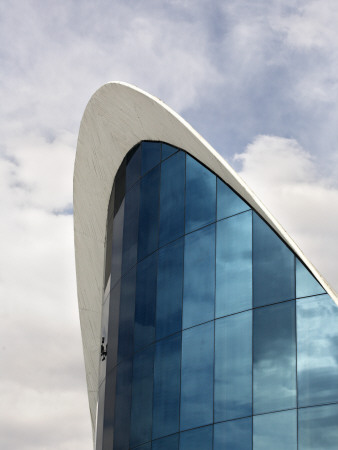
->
(74, 83), (338, 450)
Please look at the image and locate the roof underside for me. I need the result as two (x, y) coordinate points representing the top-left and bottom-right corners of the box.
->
(74, 81), (338, 438)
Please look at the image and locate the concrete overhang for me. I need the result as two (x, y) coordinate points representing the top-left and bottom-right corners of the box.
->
(74, 81), (338, 437)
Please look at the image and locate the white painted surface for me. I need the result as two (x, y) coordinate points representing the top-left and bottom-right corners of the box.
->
(74, 81), (338, 439)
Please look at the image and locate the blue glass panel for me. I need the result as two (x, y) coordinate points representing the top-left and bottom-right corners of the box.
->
(297, 294), (338, 407)
(159, 151), (185, 247)
(185, 154), (216, 233)
(216, 211), (252, 317)
(156, 239), (183, 340)
(296, 258), (325, 298)
(122, 181), (140, 275)
(180, 425), (212, 450)
(126, 145), (141, 191)
(214, 417), (252, 450)
(253, 213), (295, 307)
(133, 444), (151, 450)
(102, 369), (117, 450)
(153, 334), (181, 439)
(183, 224), (215, 329)
(253, 410), (297, 450)
(299, 403), (338, 450)
(113, 359), (133, 450)
(215, 311), (252, 421)
(152, 434), (179, 450)
(117, 267), (136, 364)
(113, 162), (126, 217)
(138, 165), (160, 260)
(111, 199), (125, 287)
(106, 282), (121, 375)
(217, 178), (250, 220)
(180, 321), (214, 430)
(130, 346), (154, 447)
(162, 143), (178, 160)
(134, 252), (157, 352)
(253, 301), (296, 414)
(141, 141), (161, 175)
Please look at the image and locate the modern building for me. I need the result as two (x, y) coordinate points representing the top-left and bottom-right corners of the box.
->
(74, 82), (338, 450)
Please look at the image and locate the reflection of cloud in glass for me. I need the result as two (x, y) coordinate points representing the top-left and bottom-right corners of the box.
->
(254, 410), (297, 450)
(183, 224), (215, 328)
(296, 258), (325, 298)
(216, 211), (252, 317)
(152, 334), (181, 439)
(180, 322), (214, 430)
(253, 213), (295, 307)
(297, 294), (338, 407)
(185, 155), (216, 233)
(299, 403), (338, 449)
(214, 417), (252, 450)
(253, 301), (296, 414)
(215, 311), (252, 421)
(180, 425), (212, 450)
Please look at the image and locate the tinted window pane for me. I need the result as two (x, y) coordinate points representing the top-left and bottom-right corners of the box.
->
(180, 425), (212, 450)
(141, 141), (161, 175)
(102, 369), (117, 450)
(185, 155), (216, 233)
(180, 321), (214, 430)
(214, 417), (252, 450)
(113, 161), (126, 216)
(130, 346), (154, 447)
(132, 444), (151, 450)
(153, 334), (181, 439)
(111, 199), (125, 287)
(296, 258), (325, 298)
(297, 294), (338, 407)
(216, 211), (252, 317)
(217, 178), (250, 220)
(253, 213), (295, 307)
(117, 267), (136, 364)
(122, 181), (140, 275)
(152, 434), (179, 450)
(215, 311), (252, 422)
(138, 166), (160, 260)
(156, 239), (183, 340)
(159, 151), (185, 246)
(253, 301), (296, 414)
(134, 253), (157, 352)
(253, 410), (297, 450)
(183, 224), (215, 329)
(126, 145), (141, 191)
(162, 143), (178, 160)
(106, 282), (121, 375)
(299, 403), (338, 450)
(114, 359), (133, 450)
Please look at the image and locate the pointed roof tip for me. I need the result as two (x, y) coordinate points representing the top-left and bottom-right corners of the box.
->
(74, 82), (338, 434)
(77, 81), (338, 304)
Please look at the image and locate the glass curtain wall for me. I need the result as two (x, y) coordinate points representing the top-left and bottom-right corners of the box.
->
(97, 141), (338, 450)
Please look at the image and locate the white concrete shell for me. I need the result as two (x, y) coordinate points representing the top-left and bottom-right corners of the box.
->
(74, 81), (338, 437)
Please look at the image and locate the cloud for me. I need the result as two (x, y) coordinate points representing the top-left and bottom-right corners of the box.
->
(235, 135), (338, 292)
(0, 2), (225, 447)
(0, 133), (92, 449)
(0, 0), (337, 448)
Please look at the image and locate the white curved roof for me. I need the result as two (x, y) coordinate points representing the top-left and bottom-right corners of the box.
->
(74, 81), (338, 436)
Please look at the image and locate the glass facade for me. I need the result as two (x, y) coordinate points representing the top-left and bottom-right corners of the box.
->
(97, 141), (338, 449)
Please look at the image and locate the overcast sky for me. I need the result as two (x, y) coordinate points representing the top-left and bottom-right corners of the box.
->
(1, 1), (337, 449)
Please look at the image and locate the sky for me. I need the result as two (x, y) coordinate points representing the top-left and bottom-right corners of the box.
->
(0, 0), (337, 449)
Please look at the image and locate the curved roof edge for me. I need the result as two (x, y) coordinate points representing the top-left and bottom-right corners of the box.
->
(74, 81), (338, 436)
